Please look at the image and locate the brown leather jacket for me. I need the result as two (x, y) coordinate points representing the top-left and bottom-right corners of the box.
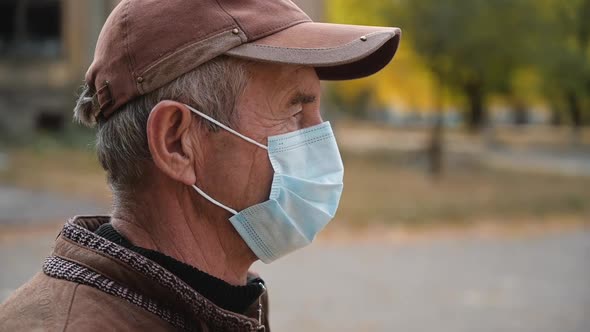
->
(0, 216), (270, 331)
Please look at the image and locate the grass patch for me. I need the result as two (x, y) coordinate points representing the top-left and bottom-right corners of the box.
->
(338, 151), (590, 226)
(1, 146), (589, 226)
(0, 146), (111, 203)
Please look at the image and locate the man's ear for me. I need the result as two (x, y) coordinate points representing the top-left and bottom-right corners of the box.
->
(147, 101), (198, 186)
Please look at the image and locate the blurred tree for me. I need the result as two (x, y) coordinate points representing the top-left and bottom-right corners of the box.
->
(326, 0), (589, 141)
(508, 68), (543, 125)
(536, 0), (590, 139)
(326, 0), (541, 179)
(326, 0), (448, 177)
(397, 0), (540, 132)
(324, 0), (428, 116)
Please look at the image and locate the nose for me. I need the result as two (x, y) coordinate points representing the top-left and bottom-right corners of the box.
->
(301, 104), (323, 128)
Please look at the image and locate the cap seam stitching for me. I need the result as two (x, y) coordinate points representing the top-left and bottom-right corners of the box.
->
(249, 19), (311, 41)
(138, 27), (241, 76)
(242, 30), (390, 51)
(122, 0), (137, 93)
(214, 0), (247, 42)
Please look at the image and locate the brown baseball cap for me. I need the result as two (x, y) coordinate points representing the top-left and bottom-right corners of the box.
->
(86, 0), (401, 119)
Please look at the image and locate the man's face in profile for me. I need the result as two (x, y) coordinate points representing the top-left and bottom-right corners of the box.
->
(186, 63), (322, 215)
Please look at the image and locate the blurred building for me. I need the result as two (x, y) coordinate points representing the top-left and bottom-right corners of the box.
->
(0, 0), (118, 138)
(0, 0), (322, 140)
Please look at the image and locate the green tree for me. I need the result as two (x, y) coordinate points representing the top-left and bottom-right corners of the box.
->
(394, 0), (540, 131)
(537, 0), (590, 134)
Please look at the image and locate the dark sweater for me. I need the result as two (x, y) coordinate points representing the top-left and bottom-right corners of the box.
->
(94, 223), (264, 314)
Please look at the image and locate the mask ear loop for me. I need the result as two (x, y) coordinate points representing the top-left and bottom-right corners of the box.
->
(191, 184), (238, 215)
(184, 104), (268, 150)
(184, 104), (267, 216)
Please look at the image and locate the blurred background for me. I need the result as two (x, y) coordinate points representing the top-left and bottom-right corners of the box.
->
(0, 0), (589, 331)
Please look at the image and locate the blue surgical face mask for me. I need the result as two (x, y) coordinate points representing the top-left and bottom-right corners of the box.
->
(184, 104), (344, 263)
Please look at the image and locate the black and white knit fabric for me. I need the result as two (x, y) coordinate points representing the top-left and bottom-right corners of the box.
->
(43, 219), (263, 332)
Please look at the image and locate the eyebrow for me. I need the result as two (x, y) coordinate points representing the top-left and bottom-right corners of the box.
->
(289, 92), (317, 106)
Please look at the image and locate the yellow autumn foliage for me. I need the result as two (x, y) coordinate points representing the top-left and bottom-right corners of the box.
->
(324, 0), (547, 115)
(325, 0), (439, 113)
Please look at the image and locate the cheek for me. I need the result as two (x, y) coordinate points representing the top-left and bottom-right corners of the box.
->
(202, 141), (274, 210)
(244, 149), (275, 203)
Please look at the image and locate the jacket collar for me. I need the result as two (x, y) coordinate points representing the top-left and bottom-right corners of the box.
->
(49, 215), (264, 331)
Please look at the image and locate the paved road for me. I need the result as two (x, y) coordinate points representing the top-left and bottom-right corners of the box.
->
(253, 230), (590, 332)
(2, 225), (589, 332)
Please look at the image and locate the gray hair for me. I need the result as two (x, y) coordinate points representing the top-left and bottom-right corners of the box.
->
(74, 56), (250, 198)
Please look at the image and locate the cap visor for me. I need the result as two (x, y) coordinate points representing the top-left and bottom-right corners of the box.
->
(225, 22), (401, 80)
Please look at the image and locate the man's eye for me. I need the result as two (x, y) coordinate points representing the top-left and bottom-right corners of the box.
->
(290, 104), (303, 116)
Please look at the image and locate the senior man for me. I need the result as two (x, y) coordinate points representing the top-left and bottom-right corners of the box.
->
(0, 0), (400, 331)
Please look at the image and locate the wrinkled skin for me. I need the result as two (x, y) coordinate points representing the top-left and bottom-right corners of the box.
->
(111, 63), (322, 285)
